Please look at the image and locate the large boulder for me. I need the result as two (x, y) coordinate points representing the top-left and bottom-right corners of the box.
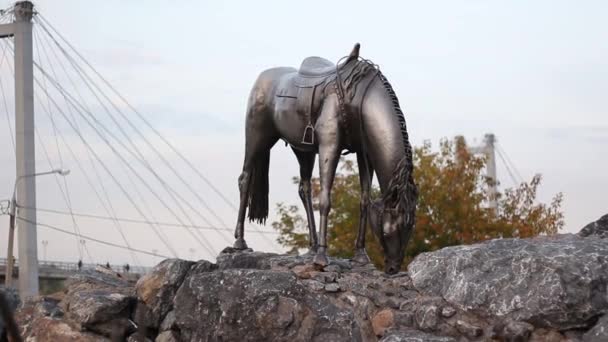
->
(380, 329), (456, 342)
(11, 232), (608, 341)
(62, 270), (137, 338)
(579, 214), (608, 239)
(174, 266), (362, 341)
(583, 314), (608, 342)
(135, 259), (197, 327)
(408, 234), (608, 330)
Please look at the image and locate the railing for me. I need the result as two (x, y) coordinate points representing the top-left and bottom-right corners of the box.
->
(0, 257), (152, 275)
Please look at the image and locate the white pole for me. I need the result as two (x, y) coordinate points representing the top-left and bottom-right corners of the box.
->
(14, 1), (38, 298)
(484, 134), (498, 212)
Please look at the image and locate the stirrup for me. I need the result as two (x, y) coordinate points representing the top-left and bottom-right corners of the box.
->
(301, 124), (315, 145)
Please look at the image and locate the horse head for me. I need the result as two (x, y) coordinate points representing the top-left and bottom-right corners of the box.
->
(368, 159), (418, 274)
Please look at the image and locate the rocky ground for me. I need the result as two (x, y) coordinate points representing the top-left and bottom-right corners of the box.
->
(2, 214), (607, 342)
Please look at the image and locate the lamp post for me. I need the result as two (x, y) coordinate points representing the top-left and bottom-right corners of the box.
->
(41, 240), (48, 261)
(5, 168), (70, 292)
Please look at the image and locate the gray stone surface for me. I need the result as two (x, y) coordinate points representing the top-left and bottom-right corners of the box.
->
(408, 234), (608, 329)
(11, 234), (608, 341)
(135, 258), (196, 327)
(379, 329), (456, 342)
(583, 314), (608, 342)
(579, 214), (608, 239)
(174, 268), (362, 341)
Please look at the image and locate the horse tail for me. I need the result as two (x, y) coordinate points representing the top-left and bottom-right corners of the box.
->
(247, 149), (270, 224)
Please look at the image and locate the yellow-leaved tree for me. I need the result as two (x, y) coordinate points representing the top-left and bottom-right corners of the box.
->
(272, 137), (564, 268)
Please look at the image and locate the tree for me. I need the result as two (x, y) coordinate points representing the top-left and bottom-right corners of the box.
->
(272, 137), (564, 268)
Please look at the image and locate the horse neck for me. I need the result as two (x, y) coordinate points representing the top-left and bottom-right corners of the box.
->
(360, 78), (410, 192)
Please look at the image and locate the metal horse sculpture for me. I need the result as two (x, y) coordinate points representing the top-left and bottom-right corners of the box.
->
(234, 44), (418, 274)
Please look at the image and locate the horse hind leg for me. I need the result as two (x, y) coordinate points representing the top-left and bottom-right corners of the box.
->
(234, 110), (278, 250)
(292, 149), (318, 255)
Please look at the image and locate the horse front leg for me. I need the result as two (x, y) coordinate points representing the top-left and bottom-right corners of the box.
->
(353, 152), (373, 264)
(313, 141), (341, 267)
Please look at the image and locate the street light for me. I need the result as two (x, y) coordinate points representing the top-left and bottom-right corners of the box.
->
(5, 168), (70, 288)
(41, 240), (48, 261)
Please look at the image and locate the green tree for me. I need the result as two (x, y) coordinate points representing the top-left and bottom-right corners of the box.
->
(272, 137), (564, 268)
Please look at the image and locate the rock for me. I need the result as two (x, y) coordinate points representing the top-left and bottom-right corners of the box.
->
(372, 309), (395, 337)
(583, 314), (608, 342)
(159, 310), (176, 332)
(174, 267), (362, 341)
(31, 317), (111, 341)
(64, 289), (133, 325)
(440, 306), (456, 318)
(414, 297), (441, 331)
(135, 258), (196, 326)
(312, 271), (338, 283)
(408, 234), (608, 329)
(493, 319), (534, 341)
(16, 299), (110, 342)
(530, 328), (567, 342)
(325, 283), (341, 292)
(127, 332), (153, 342)
(11, 236), (608, 341)
(35, 296), (63, 318)
(66, 269), (130, 290)
(379, 329), (456, 342)
(579, 214), (608, 238)
(59, 269), (136, 338)
(302, 279), (325, 291)
(323, 264), (342, 273)
(292, 264), (316, 279)
(455, 319), (483, 338)
(216, 249), (277, 269)
(155, 330), (179, 342)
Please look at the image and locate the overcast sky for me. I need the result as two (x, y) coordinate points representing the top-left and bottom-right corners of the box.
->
(0, 0), (606, 267)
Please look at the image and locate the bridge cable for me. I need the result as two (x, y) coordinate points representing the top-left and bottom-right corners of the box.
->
(36, 14), (278, 248)
(33, 27), (88, 263)
(495, 146), (519, 188)
(0, 37), (94, 263)
(35, 18), (236, 243)
(496, 143), (524, 184)
(16, 216), (171, 259)
(33, 24), (179, 258)
(22, 206), (280, 235)
(29, 68), (218, 258)
(34, 27), (142, 267)
(33, 21), (232, 253)
(1, 38), (202, 258)
(0, 39), (15, 155)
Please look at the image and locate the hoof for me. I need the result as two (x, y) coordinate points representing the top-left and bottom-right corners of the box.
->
(352, 249), (371, 264)
(313, 249), (329, 267)
(233, 238), (249, 250)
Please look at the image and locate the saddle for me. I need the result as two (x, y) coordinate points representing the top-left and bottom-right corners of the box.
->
(278, 43), (376, 148)
(298, 56), (336, 77)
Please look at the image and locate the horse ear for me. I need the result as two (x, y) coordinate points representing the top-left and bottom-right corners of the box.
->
(350, 43), (360, 58)
(344, 43), (360, 64)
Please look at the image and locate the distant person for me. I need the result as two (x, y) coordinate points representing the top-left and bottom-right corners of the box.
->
(77, 259), (82, 271)
(124, 264), (130, 273)
(106, 262), (111, 269)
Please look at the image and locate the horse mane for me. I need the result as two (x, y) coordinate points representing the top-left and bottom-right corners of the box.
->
(376, 71), (418, 225)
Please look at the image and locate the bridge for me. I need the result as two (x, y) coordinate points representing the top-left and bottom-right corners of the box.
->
(0, 257), (151, 294)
